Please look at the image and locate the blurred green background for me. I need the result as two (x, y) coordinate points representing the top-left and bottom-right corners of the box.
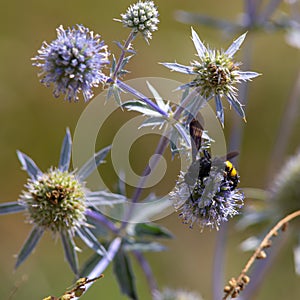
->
(1, 0), (300, 299)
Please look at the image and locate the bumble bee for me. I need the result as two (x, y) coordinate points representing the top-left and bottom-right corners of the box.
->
(185, 118), (239, 191)
(184, 149), (211, 186)
(224, 154), (239, 190)
(189, 117), (204, 162)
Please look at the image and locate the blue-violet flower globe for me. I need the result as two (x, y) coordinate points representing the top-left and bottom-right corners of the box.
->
(170, 156), (244, 230)
(33, 25), (110, 102)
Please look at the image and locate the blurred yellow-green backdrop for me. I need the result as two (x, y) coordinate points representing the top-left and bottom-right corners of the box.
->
(1, 0), (300, 299)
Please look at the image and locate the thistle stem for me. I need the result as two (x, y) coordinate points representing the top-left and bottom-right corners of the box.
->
(212, 222), (228, 300)
(258, 0), (283, 25)
(266, 69), (300, 181)
(74, 237), (122, 299)
(214, 28), (254, 300)
(223, 210), (300, 299)
(86, 209), (119, 234)
(133, 251), (160, 300)
(120, 133), (170, 229)
(111, 30), (136, 81)
(116, 79), (168, 116)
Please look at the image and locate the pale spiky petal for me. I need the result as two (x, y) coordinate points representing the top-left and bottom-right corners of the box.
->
(225, 32), (247, 58)
(238, 71), (261, 81)
(61, 230), (79, 276)
(59, 128), (72, 172)
(77, 145), (112, 181)
(225, 93), (246, 120)
(191, 27), (207, 58)
(0, 202), (25, 215)
(17, 151), (42, 180)
(76, 227), (106, 256)
(15, 226), (44, 269)
(160, 62), (194, 74)
(215, 94), (224, 127)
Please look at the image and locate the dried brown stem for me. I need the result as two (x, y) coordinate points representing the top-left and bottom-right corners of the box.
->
(223, 210), (300, 299)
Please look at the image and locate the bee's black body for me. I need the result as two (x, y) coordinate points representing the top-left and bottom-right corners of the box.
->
(185, 118), (239, 190)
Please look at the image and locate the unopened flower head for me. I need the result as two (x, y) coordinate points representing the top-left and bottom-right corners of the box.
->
(19, 168), (86, 233)
(33, 25), (110, 102)
(170, 156), (244, 230)
(120, 0), (159, 42)
(162, 28), (260, 125)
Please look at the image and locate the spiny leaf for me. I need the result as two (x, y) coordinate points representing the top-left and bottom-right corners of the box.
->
(15, 226), (44, 269)
(77, 145), (111, 181)
(113, 248), (137, 300)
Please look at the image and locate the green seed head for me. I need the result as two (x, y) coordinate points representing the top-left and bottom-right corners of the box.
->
(191, 52), (240, 98)
(19, 168), (87, 233)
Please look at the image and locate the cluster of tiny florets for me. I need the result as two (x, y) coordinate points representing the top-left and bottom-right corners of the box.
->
(191, 51), (240, 99)
(19, 168), (87, 233)
(120, 0), (159, 41)
(170, 159), (244, 230)
(33, 25), (110, 102)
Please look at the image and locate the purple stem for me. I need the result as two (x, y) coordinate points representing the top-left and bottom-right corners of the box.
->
(133, 251), (160, 300)
(213, 19), (254, 300)
(258, 0), (283, 25)
(86, 209), (119, 234)
(111, 30), (136, 81)
(120, 134), (170, 229)
(106, 31), (168, 117)
(266, 70), (300, 182)
(74, 237), (122, 299)
(116, 79), (168, 117)
(212, 222), (228, 300)
(244, 0), (258, 25)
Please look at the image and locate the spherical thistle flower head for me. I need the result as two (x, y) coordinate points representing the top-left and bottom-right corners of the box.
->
(0, 129), (119, 275)
(170, 157), (244, 231)
(162, 28), (260, 126)
(32, 25), (110, 102)
(119, 0), (159, 43)
(19, 168), (87, 233)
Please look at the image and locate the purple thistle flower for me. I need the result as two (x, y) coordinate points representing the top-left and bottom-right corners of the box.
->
(170, 156), (244, 231)
(162, 28), (260, 126)
(33, 25), (110, 102)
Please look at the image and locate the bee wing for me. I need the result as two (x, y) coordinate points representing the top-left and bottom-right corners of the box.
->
(189, 118), (204, 161)
(226, 151), (239, 160)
